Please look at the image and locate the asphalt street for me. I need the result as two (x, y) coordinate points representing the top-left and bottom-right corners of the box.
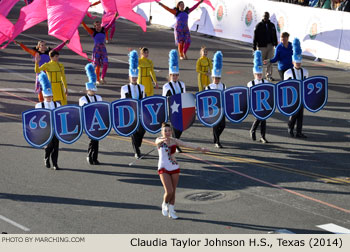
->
(0, 3), (349, 234)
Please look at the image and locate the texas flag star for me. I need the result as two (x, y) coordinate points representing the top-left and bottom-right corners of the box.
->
(171, 100), (180, 114)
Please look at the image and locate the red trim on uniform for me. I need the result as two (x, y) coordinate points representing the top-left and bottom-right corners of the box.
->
(158, 168), (180, 175)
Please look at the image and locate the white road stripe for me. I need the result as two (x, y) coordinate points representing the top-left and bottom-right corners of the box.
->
(317, 223), (350, 234)
(0, 215), (30, 232)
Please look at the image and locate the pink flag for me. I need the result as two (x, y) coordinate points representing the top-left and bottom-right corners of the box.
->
(46, 0), (90, 41)
(194, 0), (215, 11)
(0, 15), (14, 45)
(101, 0), (147, 32)
(66, 30), (88, 59)
(131, 0), (160, 8)
(46, 0), (90, 59)
(0, 0), (20, 16)
(1, 0), (47, 49)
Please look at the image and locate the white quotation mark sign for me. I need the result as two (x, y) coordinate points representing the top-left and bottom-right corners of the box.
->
(307, 82), (323, 95)
(29, 115), (47, 129)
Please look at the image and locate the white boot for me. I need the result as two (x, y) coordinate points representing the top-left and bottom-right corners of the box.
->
(168, 204), (178, 219)
(161, 202), (169, 217)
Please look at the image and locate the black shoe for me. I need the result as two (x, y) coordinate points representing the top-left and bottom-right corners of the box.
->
(215, 142), (223, 148)
(295, 133), (307, 138)
(52, 165), (59, 170)
(250, 131), (256, 141)
(87, 156), (93, 165)
(288, 128), (294, 137)
(44, 159), (51, 168)
(260, 137), (269, 143)
(134, 153), (141, 159)
(176, 146), (183, 153)
(93, 160), (101, 165)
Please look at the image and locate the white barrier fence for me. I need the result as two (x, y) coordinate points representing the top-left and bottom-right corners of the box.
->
(89, 0), (350, 63)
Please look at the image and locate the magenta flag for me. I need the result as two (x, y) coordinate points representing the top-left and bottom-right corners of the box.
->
(66, 30), (88, 59)
(131, 0), (159, 8)
(1, 0), (47, 49)
(0, 15), (14, 45)
(101, 0), (147, 32)
(194, 0), (215, 10)
(0, 0), (20, 16)
(46, 0), (90, 41)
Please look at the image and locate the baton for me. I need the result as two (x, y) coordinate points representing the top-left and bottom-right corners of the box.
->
(128, 148), (156, 166)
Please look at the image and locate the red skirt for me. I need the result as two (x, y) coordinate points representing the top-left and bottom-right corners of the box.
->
(158, 168), (180, 175)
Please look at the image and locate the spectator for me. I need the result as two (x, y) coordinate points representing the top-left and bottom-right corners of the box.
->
(264, 32), (293, 80)
(339, 0), (350, 11)
(253, 12), (278, 81)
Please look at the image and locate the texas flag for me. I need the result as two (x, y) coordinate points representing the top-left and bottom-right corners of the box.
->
(168, 93), (196, 132)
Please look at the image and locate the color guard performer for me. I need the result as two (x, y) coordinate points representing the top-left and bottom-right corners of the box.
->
(35, 72), (61, 170)
(205, 51), (226, 148)
(196, 46), (212, 92)
(79, 63), (103, 165)
(138, 47), (158, 96)
(284, 38), (309, 138)
(162, 50), (186, 152)
(247, 50), (269, 143)
(121, 50), (146, 159)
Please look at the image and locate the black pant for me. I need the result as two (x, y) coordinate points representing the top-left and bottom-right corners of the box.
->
(288, 105), (304, 134)
(250, 119), (266, 138)
(278, 69), (288, 80)
(213, 117), (226, 144)
(45, 136), (59, 166)
(173, 128), (182, 139)
(88, 139), (99, 161)
(131, 125), (145, 154)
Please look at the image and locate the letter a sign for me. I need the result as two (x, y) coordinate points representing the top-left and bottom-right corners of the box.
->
(83, 102), (112, 140)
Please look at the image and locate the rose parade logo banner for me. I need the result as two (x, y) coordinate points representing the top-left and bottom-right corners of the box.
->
(22, 77), (328, 147)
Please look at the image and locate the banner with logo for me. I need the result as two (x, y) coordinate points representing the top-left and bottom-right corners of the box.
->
(82, 102), (112, 141)
(22, 109), (54, 148)
(53, 105), (83, 144)
(196, 89), (224, 127)
(140, 96), (168, 134)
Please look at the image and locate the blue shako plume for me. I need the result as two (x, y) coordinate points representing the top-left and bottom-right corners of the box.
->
(212, 51), (223, 77)
(129, 50), (139, 77)
(253, 50), (263, 74)
(39, 72), (53, 97)
(85, 63), (97, 84)
(292, 38), (302, 63)
(168, 49), (179, 74)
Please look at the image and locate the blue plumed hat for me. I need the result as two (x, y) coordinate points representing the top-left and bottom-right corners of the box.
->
(253, 50), (263, 74)
(292, 38), (302, 63)
(85, 63), (97, 91)
(39, 72), (53, 97)
(212, 51), (223, 77)
(129, 50), (139, 77)
(169, 49), (179, 74)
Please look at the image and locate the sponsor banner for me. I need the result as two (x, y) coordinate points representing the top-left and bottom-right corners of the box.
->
(337, 12), (350, 63)
(22, 109), (54, 148)
(196, 89), (224, 127)
(250, 83), (276, 121)
(276, 80), (302, 117)
(223, 86), (249, 123)
(169, 93), (196, 132)
(140, 95), (168, 134)
(302, 76), (328, 113)
(111, 99), (139, 137)
(82, 102), (112, 141)
(53, 105), (83, 144)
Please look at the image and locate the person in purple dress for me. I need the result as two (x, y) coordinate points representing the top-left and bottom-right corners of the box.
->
(158, 0), (204, 60)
